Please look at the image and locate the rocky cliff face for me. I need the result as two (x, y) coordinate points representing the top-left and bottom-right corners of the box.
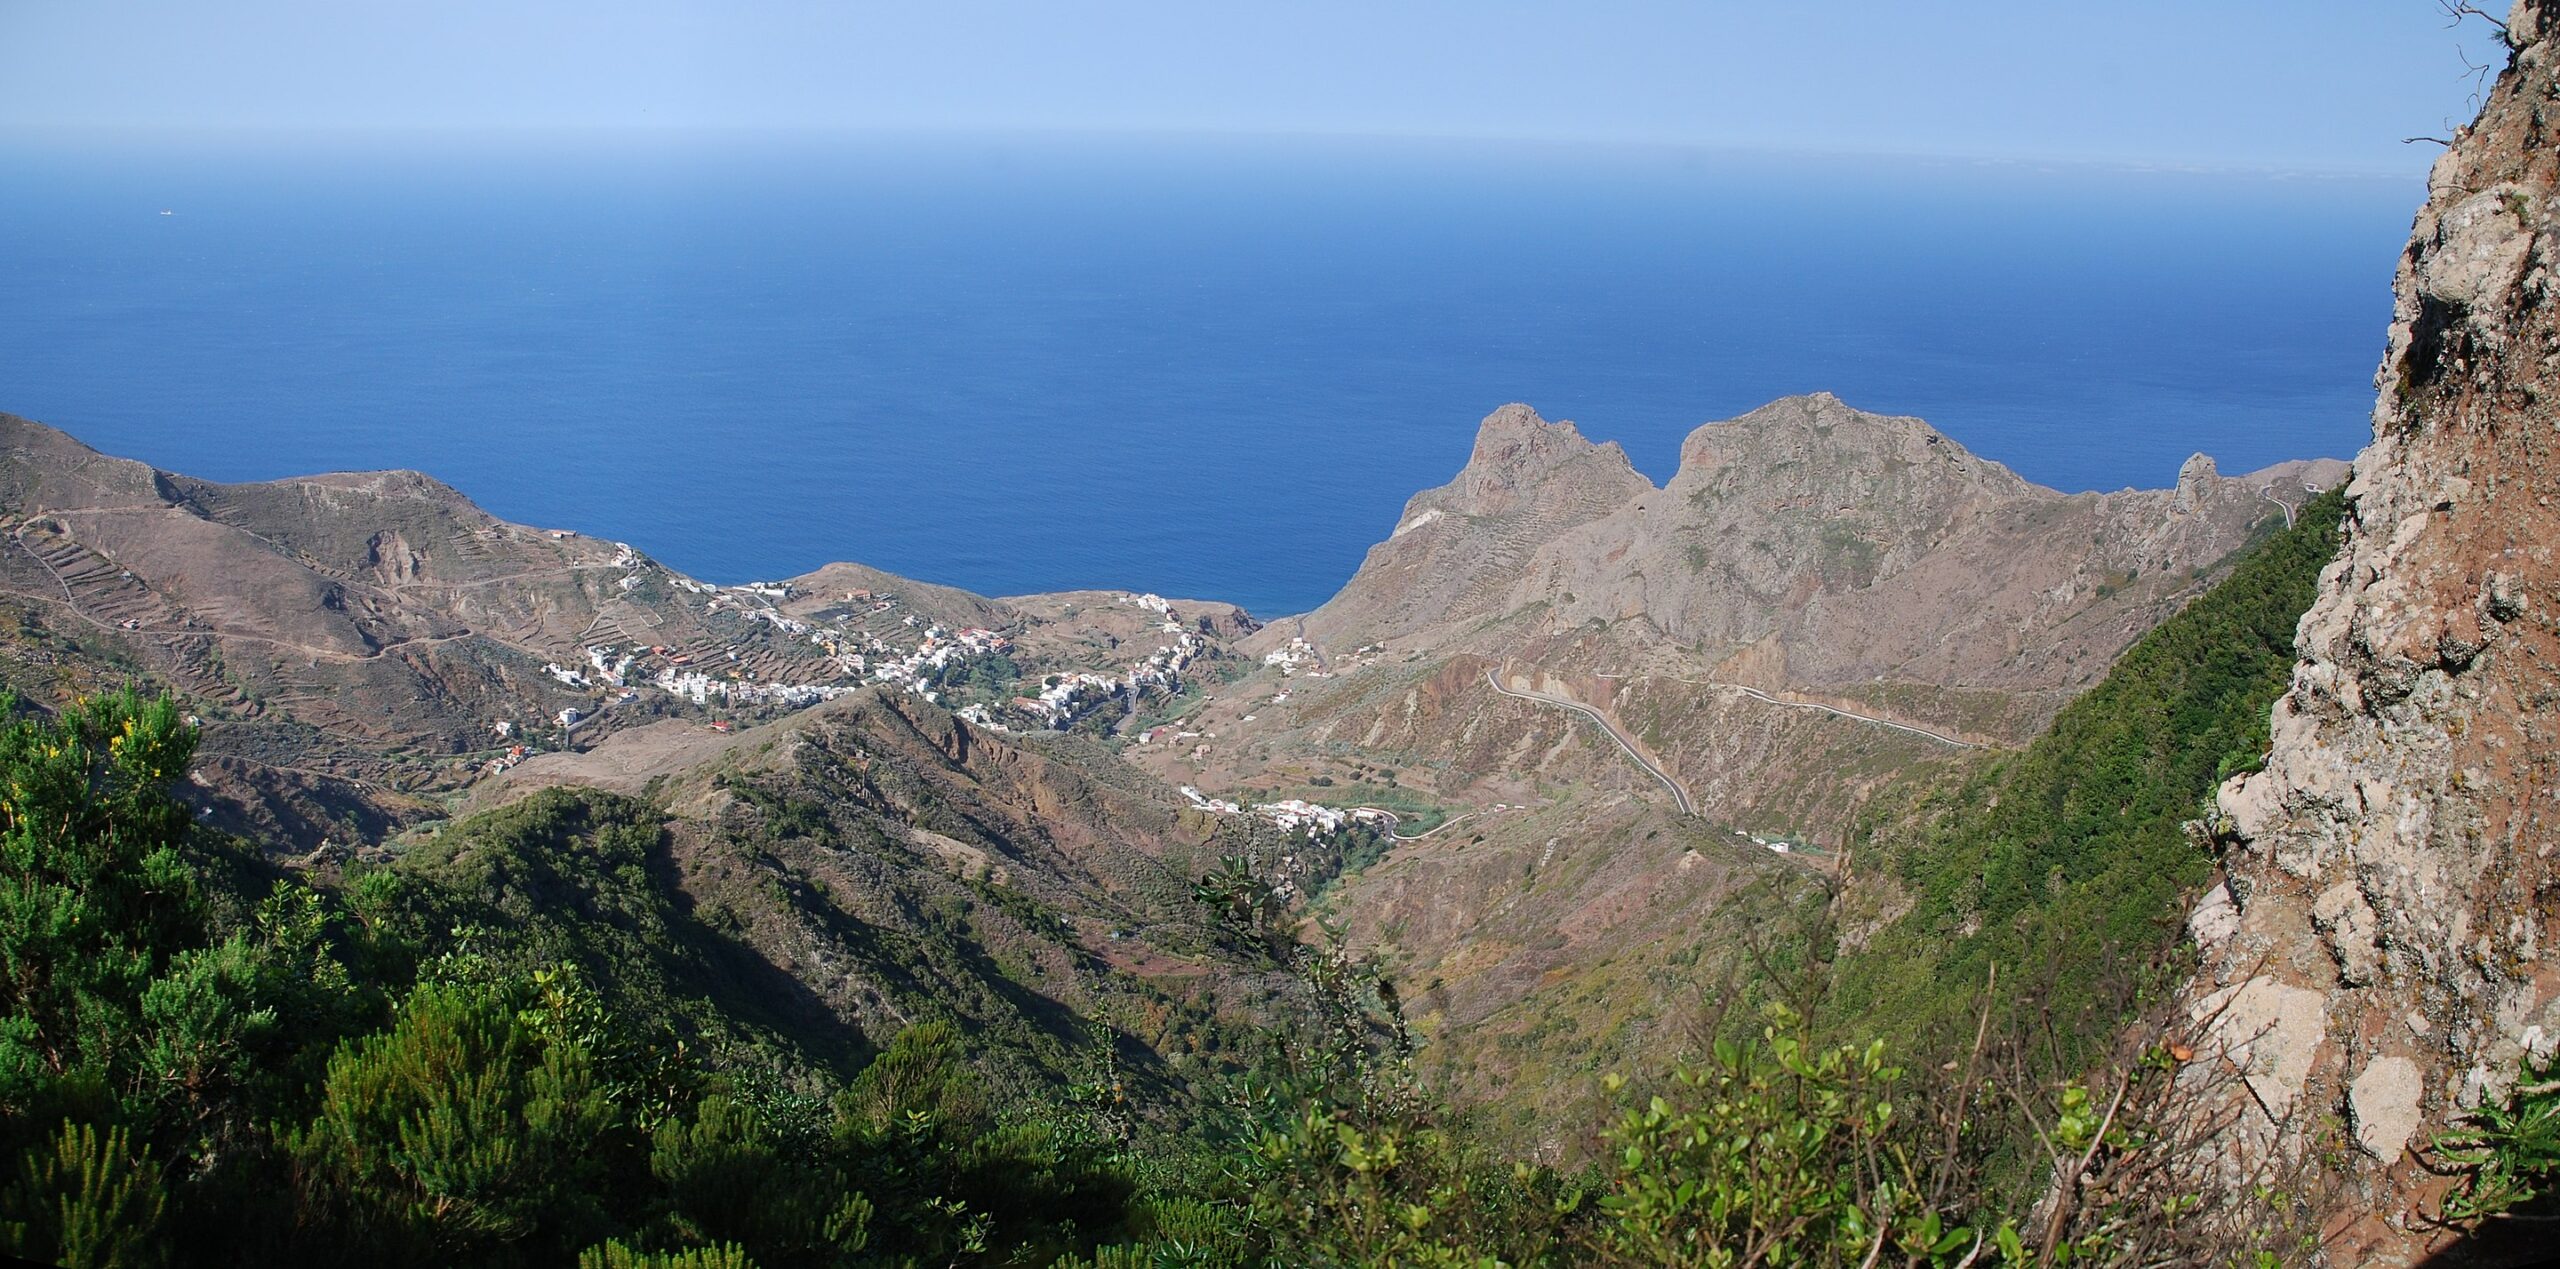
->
(2176, 4), (2560, 1261)
(1299, 403), (1651, 646)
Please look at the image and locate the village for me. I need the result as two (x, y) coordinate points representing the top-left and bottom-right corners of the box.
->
(1178, 784), (1396, 839)
(984, 592), (1210, 731)
(483, 578), (1229, 778)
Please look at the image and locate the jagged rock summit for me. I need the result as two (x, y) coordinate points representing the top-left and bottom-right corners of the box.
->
(1300, 391), (2347, 707)
(1301, 403), (1651, 644)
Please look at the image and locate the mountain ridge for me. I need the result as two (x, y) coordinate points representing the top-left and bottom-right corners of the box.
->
(1297, 393), (2346, 705)
(0, 391), (2356, 1165)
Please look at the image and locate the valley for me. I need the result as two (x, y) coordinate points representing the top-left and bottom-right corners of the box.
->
(9, 2), (2556, 1265)
(0, 387), (2345, 1148)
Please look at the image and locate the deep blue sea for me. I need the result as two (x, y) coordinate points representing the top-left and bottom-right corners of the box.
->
(0, 134), (2416, 617)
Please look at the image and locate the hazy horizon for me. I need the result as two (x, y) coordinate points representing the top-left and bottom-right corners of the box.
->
(0, 1), (2518, 176)
(0, 139), (2406, 614)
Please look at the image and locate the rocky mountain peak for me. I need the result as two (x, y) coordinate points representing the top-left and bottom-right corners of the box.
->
(1658, 394), (2058, 527)
(1293, 388), (2332, 712)
(1446, 404), (1645, 517)
(1665, 393), (2030, 503)
(1292, 404), (1649, 645)
(2175, 452), (2219, 509)
(1464, 402), (1599, 469)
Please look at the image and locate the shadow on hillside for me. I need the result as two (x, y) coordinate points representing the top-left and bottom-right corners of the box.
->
(2408, 1195), (2560, 1268)
(644, 833), (877, 1071)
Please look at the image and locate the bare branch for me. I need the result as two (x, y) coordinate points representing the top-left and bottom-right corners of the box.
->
(2436, 0), (2513, 44)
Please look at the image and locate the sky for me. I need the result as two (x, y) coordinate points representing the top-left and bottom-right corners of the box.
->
(0, 1), (2516, 172)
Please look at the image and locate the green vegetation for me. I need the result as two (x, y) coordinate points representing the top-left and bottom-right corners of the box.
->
(0, 692), (1143, 1267)
(1829, 490), (2347, 1073)
(0, 672), (2335, 1266)
(2434, 1049), (2560, 1220)
(937, 651), (1025, 706)
(0, 488), (2372, 1265)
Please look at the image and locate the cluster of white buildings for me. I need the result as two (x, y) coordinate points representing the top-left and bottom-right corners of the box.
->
(585, 645), (637, 686)
(1732, 827), (1795, 854)
(1014, 672), (1123, 726)
(652, 666), (857, 709)
(580, 638), (864, 712)
(1130, 629), (1202, 695)
(995, 593), (1211, 731)
(852, 623), (1011, 699)
(518, 576), (1245, 756)
(1178, 786), (1385, 840)
(639, 580), (1015, 714)
(1262, 636), (1327, 677)
(1121, 596), (1206, 690)
(1253, 798), (1353, 836)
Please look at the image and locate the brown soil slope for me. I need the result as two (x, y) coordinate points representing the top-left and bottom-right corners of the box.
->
(0, 414), (1255, 851)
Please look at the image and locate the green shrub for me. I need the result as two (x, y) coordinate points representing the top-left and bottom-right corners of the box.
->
(2435, 1050), (2560, 1220)
(650, 1094), (872, 1266)
(0, 691), (205, 1109)
(578, 1238), (759, 1269)
(1833, 490), (2349, 1073)
(0, 1120), (167, 1269)
(290, 978), (621, 1261)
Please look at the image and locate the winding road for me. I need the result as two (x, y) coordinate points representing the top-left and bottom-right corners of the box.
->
(1350, 808), (1478, 842)
(2256, 484), (2299, 529)
(1483, 669), (1698, 816)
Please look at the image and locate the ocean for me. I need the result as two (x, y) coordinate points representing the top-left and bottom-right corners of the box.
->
(0, 133), (2416, 618)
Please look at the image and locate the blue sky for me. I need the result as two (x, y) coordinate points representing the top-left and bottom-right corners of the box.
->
(0, 1), (2515, 172)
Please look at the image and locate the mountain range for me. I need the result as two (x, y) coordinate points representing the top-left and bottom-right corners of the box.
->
(7, 7), (2557, 1255)
(0, 380), (2345, 1138)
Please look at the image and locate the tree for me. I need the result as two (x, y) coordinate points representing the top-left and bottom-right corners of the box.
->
(0, 692), (204, 1106)
(291, 979), (621, 1264)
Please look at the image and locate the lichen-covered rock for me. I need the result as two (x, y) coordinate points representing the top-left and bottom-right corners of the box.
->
(2350, 1054), (2425, 1162)
(2170, 4), (2560, 1262)
(2191, 975), (2331, 1118)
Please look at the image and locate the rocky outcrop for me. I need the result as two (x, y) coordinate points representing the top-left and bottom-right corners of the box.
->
(1298, 393), (2347, 719)
(2174, 4), (2560, 1261)
(1300, 404), (1650, 645)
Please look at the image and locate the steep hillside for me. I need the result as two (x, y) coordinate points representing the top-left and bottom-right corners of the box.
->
(447, 686), (1327, 1101)
(1098, 397), (2343, 1154)
(2168, 3), (2560, 1262)
(1184, 396), (2345, 877)
(1830, 489), (2350, 1065)
(0, 413), (1256, 852)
